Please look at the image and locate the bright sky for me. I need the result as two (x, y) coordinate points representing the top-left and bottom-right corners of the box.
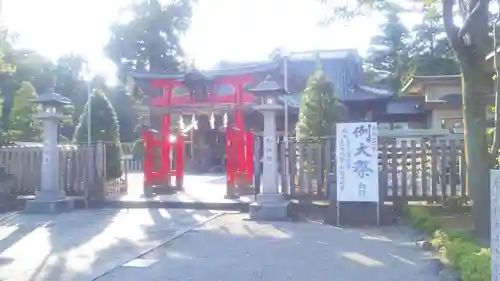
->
(3, 0), (410, 81)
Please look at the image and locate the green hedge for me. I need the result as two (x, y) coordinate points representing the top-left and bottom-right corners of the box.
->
(405, 206), (490, 281)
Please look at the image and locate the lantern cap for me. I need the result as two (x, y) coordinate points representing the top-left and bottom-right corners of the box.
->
(32, 88), (72, 107)
(246, 75), (288, 97)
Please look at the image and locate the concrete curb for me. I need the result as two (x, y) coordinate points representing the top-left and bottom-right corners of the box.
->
(89, 212), (226, 281)
(97, 200), (250, 212)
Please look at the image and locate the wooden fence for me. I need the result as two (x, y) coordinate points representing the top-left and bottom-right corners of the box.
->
(0, 144), (109, 200)
(254, 135), (467, 203)
(122, 155), (144, 172)
(379, 137), (466, 202)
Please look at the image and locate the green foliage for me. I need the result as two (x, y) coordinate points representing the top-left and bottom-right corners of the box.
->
(404, 206), (490, 281)
(104, 0), (193, 137)
(107, 87), (137, 142)
(364, 3), (459, 93)
(0, 32), (15, 75)
(439, 236), (491, 281)
(105, 0), (194, 74)
(73, 90), (122, 180)
(296, 64), (345, 140)
(6, 81), (42, 141)
(408, 4), (459, 76)
(323, 0), (492, 239)
(364, 6), (413, 93)
(458, 248), (491, 281)
(404, 206), (443, 234)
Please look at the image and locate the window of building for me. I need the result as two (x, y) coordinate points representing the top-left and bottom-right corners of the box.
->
(378, 123), (411, 130)
(393, 123), (409, 130)
(378, 123), (391, 130)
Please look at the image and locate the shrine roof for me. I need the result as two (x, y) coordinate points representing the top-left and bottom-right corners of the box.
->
(400, 75), (461, 94)
(129, 60), (281, 81)
(129, 49), (396, 106)
(338, 84), (393, 102)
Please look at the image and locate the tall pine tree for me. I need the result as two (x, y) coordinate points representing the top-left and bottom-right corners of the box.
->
(408, 4), (459, 76)
(296, 65), (345, 141)
(364, 5), (413, 93)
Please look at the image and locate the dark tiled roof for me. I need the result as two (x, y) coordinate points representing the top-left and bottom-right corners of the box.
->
(130, 60), (281, 81)
(131, 50), (395, 104)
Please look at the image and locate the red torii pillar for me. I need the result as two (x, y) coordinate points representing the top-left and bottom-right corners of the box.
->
(141, 80), (185, 197)
(224, 81), (254, 198)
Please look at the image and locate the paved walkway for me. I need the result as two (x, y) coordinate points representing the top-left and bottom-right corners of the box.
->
(97, 214), (439, 281)
(0, 209), (222, 281)
(115, 173), (253, 203)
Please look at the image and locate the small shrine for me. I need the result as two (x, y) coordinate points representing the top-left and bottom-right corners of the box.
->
(129, 49), (427, 198)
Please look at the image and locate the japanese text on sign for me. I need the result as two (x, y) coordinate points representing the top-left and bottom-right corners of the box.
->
(336, 122), (379, 202)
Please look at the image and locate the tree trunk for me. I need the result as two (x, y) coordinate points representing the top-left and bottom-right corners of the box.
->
(441, 0), (492, 243)
(462, 65), (491, 242)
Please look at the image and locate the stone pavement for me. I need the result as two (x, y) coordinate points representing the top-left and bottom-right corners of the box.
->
(120, 173), (254, 203)
(97, 213), (440, 281)
(0, 208), (222, 281)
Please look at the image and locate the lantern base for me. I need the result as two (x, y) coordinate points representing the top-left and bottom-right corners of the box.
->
(249, 193), (290, 221)
(24, 198), (75, 214)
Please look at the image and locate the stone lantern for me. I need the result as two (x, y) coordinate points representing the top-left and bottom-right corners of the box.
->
(25, 88), (73, 214)
(247, 75), (290, 220)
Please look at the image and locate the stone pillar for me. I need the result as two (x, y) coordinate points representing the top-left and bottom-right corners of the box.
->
(25, 89), (74, 214)
(261, 110), (279, 193)
(38, 109), (64, 201)
(247, 76), (290, 221)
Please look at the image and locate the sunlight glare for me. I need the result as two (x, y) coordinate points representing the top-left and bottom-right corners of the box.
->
(4, 0), (400, 80)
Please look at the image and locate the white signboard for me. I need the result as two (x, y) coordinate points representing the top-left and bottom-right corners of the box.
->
(491, 169), (500, 281)
(336, 122), (379, 202)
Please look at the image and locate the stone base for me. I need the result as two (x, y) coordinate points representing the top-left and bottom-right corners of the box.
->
(34, 190), (66, 201)
(224, 193), (240, 199)
(24, 198), (75, 214)
(153, 185), (180, 195)
(142, 184), (180, 198)
(142, 188), (154, 199)
(334, 202), (381, 226)
(224, 185), (240, 199)
(249, 194), (290, 221)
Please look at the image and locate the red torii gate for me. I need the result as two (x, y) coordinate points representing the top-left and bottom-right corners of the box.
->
(135, 70), (258, 198)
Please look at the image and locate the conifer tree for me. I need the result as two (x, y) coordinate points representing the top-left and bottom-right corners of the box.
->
(7, 82), (42, 141)
(296, 64), (345, 141)
(73, 90), (122, 180)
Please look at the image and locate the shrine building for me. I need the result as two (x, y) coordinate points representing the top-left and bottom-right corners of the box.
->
(129, 49), (426, 178)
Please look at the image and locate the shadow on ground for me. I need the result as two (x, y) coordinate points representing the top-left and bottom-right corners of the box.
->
(0, 208), (221, 281)
(96, 213), (439, 281)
